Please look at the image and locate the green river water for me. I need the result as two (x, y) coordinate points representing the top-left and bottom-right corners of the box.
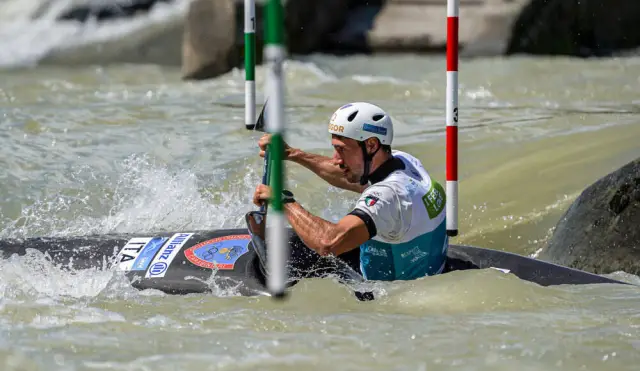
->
(0, 54), (639, 370)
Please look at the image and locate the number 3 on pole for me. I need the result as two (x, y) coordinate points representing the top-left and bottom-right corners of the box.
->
(446, 0), (459, 237)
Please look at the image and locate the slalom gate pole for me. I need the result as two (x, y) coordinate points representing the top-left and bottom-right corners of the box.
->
(264, 0), (288, 299)
(244, 0), (256, 128)
(446, 0), (459, 237)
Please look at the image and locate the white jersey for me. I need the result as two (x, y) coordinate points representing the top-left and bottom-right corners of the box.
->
(351, 150), (448, 280)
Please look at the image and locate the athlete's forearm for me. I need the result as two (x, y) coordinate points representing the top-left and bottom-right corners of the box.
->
(283, 202), (336, 256)
(288, 148), (366, 194)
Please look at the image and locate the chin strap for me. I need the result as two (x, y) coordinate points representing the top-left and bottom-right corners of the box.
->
(358, 141), (381, 186)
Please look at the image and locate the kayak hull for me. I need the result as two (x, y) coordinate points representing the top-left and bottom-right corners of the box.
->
(0, 212), (628, 297)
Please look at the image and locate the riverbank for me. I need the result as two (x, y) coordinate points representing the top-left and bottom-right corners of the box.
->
(3, 0), (640, 79)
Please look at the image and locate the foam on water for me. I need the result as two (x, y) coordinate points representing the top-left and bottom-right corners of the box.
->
(0, 248), (114, 299)
(0, 153), (263, 240)
(0, 0), (189, 68)
(0, 151), (270, 299)
(2, 40), (640, 369)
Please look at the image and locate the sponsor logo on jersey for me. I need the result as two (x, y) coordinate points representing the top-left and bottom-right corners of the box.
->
(422, 181), (446, 219)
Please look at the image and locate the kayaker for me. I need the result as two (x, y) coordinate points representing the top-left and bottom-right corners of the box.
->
(252, 102), (448, 280)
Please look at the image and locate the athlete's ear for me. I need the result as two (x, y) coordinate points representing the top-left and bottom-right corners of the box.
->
(365, 137), (380, 155)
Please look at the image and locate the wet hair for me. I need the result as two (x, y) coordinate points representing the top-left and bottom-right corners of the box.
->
(369, 138), (391, 154)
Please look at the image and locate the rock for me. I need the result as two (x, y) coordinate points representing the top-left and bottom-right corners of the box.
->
(284, 0), (351, 55)
(506, 0), (640, 57)
(183, 0), (268, 80)
(182, 0), (239, 80)
(335, 0), (640, 58)
(43, 0), (640, 73)
(359, 0), (530, 56)
(58, 0), (173, 23)
(539, 158), (640, 275)
(325, 2), (383, 54)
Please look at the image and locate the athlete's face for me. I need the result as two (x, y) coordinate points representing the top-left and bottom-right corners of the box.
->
(331, 135), (376, 183)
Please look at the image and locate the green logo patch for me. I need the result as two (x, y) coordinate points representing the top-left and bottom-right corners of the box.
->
(422, 181), (446, 219)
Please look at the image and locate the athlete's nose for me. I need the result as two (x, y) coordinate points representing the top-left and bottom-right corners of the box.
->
(333, 151), (344, 167)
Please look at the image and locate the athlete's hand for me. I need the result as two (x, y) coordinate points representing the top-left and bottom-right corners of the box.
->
(253, 184), (272, 207)
(258, 133), (293, 159)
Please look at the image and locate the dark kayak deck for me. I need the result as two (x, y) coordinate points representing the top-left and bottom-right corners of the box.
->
(0, 212), (628, 297)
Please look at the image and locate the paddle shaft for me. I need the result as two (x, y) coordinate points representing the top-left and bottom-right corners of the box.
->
(251, 99), (270, 213)
(260, 151), (270, 212)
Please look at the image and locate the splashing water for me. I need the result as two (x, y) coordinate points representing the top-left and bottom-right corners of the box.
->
(0, 153), (264, 239)
(0, 0), (189, 68)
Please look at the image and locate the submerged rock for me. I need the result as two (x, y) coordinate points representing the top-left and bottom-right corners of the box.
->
(507, 0), (640, 57)
(539, 158), (640, 275)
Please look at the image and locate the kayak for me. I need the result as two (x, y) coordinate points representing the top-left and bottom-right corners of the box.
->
(0, 211), (628, 299)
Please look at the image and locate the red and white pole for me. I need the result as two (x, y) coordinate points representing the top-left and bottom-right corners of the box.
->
(446, 0), (459, 237)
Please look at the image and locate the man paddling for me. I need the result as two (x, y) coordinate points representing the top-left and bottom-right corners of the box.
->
(253, 102), (448, 281)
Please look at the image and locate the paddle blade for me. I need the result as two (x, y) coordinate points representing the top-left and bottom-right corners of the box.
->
(246, 99), (267, 131)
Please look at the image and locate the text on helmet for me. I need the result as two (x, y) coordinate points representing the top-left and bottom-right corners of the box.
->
(328, 123), (345, 133)
(363, 123), (387, 135)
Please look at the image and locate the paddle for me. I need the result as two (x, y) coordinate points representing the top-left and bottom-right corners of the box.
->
(247, 99), (270, 213)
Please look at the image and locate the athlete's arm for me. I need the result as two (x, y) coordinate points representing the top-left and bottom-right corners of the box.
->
(288, 148), (367, 194)
(252, 184), (375, 255)
(258, 134), (366, 194)
(283, 202), (372, 256)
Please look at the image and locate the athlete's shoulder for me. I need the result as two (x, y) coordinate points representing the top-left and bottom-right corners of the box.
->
(392, 150), (426, 171)
(360, 182), (397, 202)
(391, 150), (423, 165)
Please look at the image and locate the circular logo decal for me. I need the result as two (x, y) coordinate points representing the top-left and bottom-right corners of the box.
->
(149, 262), (168, 276)
(184, 235), (251, 270)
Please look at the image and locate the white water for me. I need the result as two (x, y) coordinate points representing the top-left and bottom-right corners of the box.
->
(0, 0), (189, 68)
(1, 14), (640, 366)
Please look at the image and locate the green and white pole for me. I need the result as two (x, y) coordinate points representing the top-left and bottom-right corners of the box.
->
(264, 0), (288, 299)
(244, 0), (256, 128)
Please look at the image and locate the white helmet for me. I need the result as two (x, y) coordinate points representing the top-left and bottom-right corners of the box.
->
(328, 102), (393, 145)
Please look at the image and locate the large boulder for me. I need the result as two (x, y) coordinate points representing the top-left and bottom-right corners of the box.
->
(539, 158), (640, 275)
(507, 0), (640, 57)
(354, 0), (531, 56)
(182, 0), (239, 80)
(284, 0), (351, 54)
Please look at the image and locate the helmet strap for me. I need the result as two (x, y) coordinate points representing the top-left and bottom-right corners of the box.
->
(358, 140), (381, 186)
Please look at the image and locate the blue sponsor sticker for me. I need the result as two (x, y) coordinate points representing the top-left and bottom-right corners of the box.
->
(148, 262), (168, 276)
(362, 123), (387, 135)
(131, 236), (168, 271)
